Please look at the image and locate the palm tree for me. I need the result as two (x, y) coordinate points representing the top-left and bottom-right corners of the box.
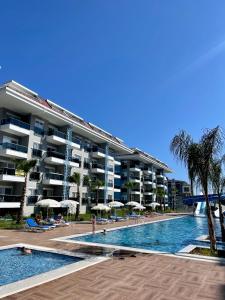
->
(69, 172), (81, 220)
(83, 175), (91, 208)
(91, 179), (104, 205)
(210, 158), (225, 242)
(170, 126), (223, 251)
(15, 159), (37, 224)
(124, 181), (135, 202)
(170, 130), (196, 196)
(156, 188), (165, 211)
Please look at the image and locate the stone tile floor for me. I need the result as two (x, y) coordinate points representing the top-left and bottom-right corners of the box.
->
(0, 215), (225, 300)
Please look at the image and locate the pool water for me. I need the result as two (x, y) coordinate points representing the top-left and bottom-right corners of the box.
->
(71, 216), (220, 253)
(0, 248), (83, 286)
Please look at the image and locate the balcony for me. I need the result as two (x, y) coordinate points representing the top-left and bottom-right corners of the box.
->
(72, 136), (81, 149)
(0, 168), (25, 182)
(45, 151), (80, 167)
(144, 191), (153, 195)
(156, 174), (164, 178)
(114, 160), (121, 166)
(130, 175), (140, 183)
(92, 163), (105, 174)
(143, 168), (153, 174)
(43, 172), (64, 185)
(30, 172), (40, 181)
(0, 118), (30, 136)
(32, 148), (42, 158)
(33, 127), (45, 136)
(46, 129), (81, 149)
(92, 146), (106, 158)
(83, 162), (90, 169)
(0, 194), (21, 208)
(130, 164), (141, 172)
(0, 142), (28, 159)
(131, 189), (141, 194)
(144, 177), (153, 184)
(27, 196), (39, 205)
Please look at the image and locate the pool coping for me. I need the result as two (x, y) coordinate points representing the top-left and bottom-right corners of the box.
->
(52, 215), (225, 263)
(0, 243), (109, 299)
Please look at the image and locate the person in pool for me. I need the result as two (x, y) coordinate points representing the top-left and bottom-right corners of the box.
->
(20, 247), (32, 255)
(102, 228), (107, 235)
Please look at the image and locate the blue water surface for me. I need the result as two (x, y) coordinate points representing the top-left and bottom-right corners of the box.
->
(72, 216), (220, 253)
(0, 248), (82, 286)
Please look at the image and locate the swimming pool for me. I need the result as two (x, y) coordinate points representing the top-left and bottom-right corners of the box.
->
(0, 247), (82, 286)
(69, 216), (220, 253)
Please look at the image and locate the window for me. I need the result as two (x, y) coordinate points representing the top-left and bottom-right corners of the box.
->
(35, 119), (44, 129)
(29, 189), (38, 196)
(33, 143), (41, 150)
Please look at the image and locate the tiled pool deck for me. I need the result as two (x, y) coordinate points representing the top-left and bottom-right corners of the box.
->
(0, 215), (225, 300)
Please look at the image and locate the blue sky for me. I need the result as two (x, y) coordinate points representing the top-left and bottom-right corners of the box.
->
(1, 1), (225, 181)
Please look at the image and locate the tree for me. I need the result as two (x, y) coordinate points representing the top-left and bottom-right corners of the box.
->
(156, 188), (165, 211)
(91, 179), (104, 205)
(69, 172), (81, 220)
(170, 126), (223, 251)
(210, 158), (225, 242)
(83, 175), (91, 208)
(124, 181), (135, 202)
(170, 130), (196, 196)
(15, 159), (37, 224)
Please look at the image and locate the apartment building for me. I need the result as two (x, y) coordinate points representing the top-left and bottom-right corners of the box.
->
(116, 149), (171, 206)
(167, 179), (191, 210)
(0, 80), (171, 216)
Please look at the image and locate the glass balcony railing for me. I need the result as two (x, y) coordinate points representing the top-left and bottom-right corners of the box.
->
(34, 127), (45, 136)
(0, 142), (28, 153)
(32, 148), (42, 157)
(92, 163), (105, 170)
(48, 128), (66, 139)
(107, 166), (114, 172)
(1, 118), (30, 130)
(30, 172), (40, 181)
(47, 150), (65, 160)
(72, 137), (81, 145)
(45, 172), (64, 181)
(27, 196), (39, 205)
(0, 168), (16, 175)
(108, 182), (113, 187)
(0, 194), (22, 202)
(130, 175), (140, 180)
(92, 146), (105, 154)
(83, 162), (90, 169)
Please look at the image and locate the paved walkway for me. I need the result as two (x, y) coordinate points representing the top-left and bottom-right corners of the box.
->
(0, 215), (225, 300)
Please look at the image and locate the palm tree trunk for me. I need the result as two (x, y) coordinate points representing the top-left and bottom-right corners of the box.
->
(163, 197), (165, 211)
(75, 186), (80, 221)
(218, 193), (225, 242)
(205, 192), (216, 251)
(96, 189), (99, 205)
(190, 178), (194, 196)
(17, 175), (27, 224)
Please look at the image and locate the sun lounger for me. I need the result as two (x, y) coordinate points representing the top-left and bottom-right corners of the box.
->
(25, 218), (55, 232)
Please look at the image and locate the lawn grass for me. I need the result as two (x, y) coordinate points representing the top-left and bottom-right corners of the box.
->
(191, 247), (225, 258)
(0, 220), (24, 229)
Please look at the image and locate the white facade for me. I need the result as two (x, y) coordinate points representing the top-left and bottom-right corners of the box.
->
(0, 80), (171, 215)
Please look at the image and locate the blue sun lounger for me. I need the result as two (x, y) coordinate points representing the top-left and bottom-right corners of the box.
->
(25, 218), (55, 232)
